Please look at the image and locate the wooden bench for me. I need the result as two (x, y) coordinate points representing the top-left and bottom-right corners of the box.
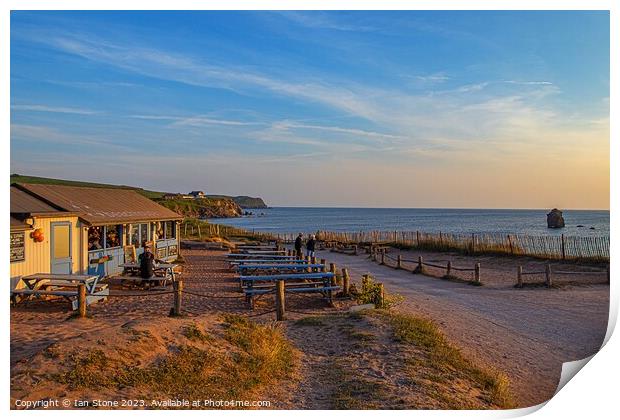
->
(110, 275), (171, 289)
(240, 272), (337, 308)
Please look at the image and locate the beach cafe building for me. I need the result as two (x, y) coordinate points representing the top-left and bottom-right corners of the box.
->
(10, 183), (182, 289)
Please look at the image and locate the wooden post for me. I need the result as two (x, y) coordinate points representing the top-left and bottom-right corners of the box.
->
(561, 234), (566, 260)
(446, 261), (452, 278)
(471, 234), (476, 253)
(341, 268), (350, 297)
(517, 266), (523, 288)
(507, 235), (514, 255)
(172, 280), (183, 316)
(474, 263), (481, 284)
(78, 284), (87, 318)
(275, 279), (285, 321)
(197, 224), (201, 239)
(380, 249), (385, 265)
(321, 258), (327, 272)
(376, 283), (385, 309)
(415, 256), (424, 274)
(397, 254), (402, 269)
(353, 245), (358, 255)
(416, 230), (420, 247)
(545, 264), (552, 287)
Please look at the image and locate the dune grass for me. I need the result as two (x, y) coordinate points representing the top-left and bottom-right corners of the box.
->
(55, 316), (297, 404)
(382, 311), (514, 408)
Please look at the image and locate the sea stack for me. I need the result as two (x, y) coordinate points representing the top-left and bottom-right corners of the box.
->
(547, 208), (565, 228)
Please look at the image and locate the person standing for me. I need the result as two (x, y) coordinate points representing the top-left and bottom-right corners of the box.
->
(306, 234), (316, 258)
(294, 233), (304, 259)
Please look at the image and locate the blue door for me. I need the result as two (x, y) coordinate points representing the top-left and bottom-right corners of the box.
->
(51, 222), (72, 274)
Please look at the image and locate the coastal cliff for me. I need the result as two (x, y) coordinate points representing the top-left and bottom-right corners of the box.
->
(157, 197), (243, 218)
(207, 195), (267, 209)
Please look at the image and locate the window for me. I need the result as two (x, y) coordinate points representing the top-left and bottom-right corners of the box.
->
(88, 226), (104, 251)
(129, 225), (140, 247)
(165, 221), (176, 239)
(53, 224), (71, 258)
(140, 224), (149, 246)
(105, 225), (122, 248)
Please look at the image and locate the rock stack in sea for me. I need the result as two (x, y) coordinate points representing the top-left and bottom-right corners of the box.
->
(547, 208), (565, 228)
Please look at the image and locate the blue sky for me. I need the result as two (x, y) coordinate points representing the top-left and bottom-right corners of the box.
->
(10, 11), (609, 208)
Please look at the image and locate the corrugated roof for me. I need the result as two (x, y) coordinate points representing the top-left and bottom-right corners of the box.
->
(15, 183), (182, 225)
(11, 186), (62, 214)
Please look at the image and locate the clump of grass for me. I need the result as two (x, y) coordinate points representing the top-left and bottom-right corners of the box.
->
(294, 316), (325, 327)
(383, 311), (515, 408)
(351, 275), (404, 309)
(56, 316), (297, 403)
(182, 323), (210, 342)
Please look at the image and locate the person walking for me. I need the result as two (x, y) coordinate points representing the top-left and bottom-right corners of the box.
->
(306, 234), (316, 258)
(294, 233), (304, 259)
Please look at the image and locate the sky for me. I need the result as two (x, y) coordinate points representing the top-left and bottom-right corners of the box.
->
(10, 10), (610, 209)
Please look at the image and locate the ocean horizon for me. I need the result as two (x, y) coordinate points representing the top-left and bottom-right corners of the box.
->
(210, 207), (610, 237)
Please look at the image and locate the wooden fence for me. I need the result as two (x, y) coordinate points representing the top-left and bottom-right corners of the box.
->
(273, 230), (609, 262)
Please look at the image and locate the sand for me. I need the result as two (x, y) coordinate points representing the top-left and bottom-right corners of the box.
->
(11, 248), (609, 409)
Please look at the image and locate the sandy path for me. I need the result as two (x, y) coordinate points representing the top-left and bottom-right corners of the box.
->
(313, 249), (609, 407)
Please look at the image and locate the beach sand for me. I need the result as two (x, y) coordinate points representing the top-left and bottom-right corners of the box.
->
(11, 248), (609, 409)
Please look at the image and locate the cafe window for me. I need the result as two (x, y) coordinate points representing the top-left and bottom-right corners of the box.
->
(126, 223), (150, 248)
(140, 224), (149, 245)
(105, 225), (122, 248)
(165, 221), (176, 239)
(88, 226), (104, 251)
(156, 222), (164, 240)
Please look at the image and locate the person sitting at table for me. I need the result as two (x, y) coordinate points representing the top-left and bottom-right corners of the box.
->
(139, 245), (157, 279)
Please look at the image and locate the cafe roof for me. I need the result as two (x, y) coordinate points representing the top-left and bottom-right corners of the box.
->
(10, 186), (74, 230)
(13, 183), (182, 225)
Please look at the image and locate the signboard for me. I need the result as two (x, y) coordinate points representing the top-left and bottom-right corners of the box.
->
(168, 244), (178, 257)
(10, 232), (25, 262)
(156, 247), (167, 259)
(123, 245), (137, 264)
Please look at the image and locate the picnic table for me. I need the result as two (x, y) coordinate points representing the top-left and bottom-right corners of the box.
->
(227, 253), (290, 259)
(12, 273), (108, 310)
(239, 272), (339, 308)
(229, 259), (306, 265)
(236, 263), (325, 275)
(117, 263), (178, 287)
(237, 245), (279, 250)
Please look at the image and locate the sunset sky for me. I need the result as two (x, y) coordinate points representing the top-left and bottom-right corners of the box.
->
(10, 11), (610, 209)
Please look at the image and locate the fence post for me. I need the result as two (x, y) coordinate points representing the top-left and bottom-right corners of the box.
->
(78, 284), (87, 318)
(474, 263), (481, 284)
(276, 279), (285, 321)
(376, 283), (385, 309)
(353, 245), (358, 255)
(517, 266), (523, 288)
(561, 234), (566, 260)
(172, 280), (183, 316)
(446, 261), (452, 278)
(341, 268), (350, 297)
(380, 249), (385, 265)
(545, 264), (552, 287)
(471, 234), (476, 253)
(416, 230), (420, 247)
(321, 258), (327, 272)
(397, 254), (402, 269)
(197, 224), (201, 239)
(311, 256), (317, 272)
(414, 256), (424, 274)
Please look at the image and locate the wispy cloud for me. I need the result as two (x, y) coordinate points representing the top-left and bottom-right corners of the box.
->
(275, 11), (375, 32)
(11, 104), (101, 115)
(130, 114), (264, 127)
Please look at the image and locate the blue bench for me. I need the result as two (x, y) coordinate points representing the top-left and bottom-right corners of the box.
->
(236, 264), (325, 275)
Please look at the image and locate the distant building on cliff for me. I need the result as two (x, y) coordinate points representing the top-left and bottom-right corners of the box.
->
(188, 191), (206, 199)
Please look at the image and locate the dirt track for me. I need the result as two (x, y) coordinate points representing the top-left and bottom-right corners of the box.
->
(315, 249), (609, 407)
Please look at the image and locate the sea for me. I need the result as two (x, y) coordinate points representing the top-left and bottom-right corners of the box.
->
(210, 208), (610, 238)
